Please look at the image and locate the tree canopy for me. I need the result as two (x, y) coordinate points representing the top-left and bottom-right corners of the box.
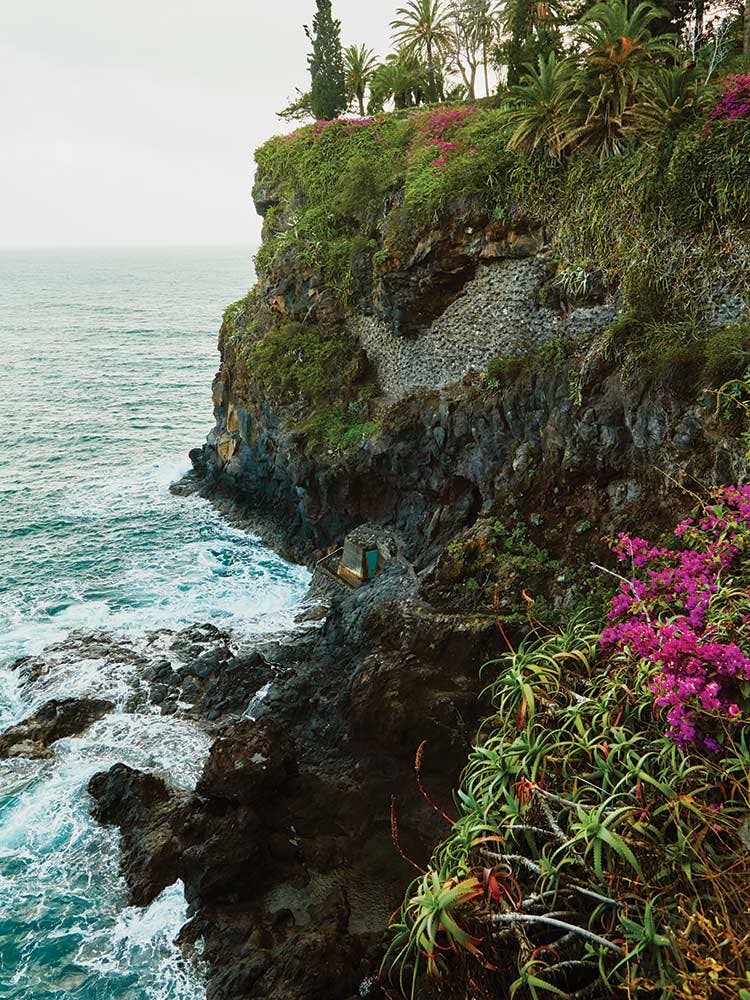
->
(305, 0), (347, 120)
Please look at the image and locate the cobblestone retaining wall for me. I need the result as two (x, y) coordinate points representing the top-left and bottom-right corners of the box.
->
(353, 259), (616, 397)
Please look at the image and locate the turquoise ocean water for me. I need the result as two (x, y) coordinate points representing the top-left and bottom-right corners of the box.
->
(0, 248), (310, 999)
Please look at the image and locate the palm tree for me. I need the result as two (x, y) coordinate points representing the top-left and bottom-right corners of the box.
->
(344, 44), (379, 116)
(369, 53), (428, 110)
(391, 0), (452, 103)
(501, 52), (583, 157)
(576, 0), (677, 103)
(630, 64), (702, 135)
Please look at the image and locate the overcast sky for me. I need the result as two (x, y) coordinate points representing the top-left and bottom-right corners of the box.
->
(0, 1), (395, 247)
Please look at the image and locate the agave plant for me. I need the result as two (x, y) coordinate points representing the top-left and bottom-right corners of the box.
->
(501, 51), (584, 158)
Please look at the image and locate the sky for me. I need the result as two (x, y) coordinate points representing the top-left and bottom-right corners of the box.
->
(0, 1), (395, 247)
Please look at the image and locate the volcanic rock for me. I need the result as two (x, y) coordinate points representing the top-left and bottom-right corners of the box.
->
(0, 697), (114, 759)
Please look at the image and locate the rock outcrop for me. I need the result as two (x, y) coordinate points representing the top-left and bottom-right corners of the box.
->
(0, 698), (114, 759)
(85, 563), (502, 999)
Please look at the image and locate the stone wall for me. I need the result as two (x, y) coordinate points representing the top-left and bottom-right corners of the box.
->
(352, 259), (617, 398)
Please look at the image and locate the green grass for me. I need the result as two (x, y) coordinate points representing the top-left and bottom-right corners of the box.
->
(597, 316), (750, 393)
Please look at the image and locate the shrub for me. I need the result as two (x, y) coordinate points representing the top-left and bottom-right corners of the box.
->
(385, 491), (750, 999)
(247, 321), (358, 406)
(710, 74), (750, 122)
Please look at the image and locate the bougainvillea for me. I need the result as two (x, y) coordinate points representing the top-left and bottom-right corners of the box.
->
(419, 107), (477, 169)
(710, 75), (750, 122)
(312, 116), (375, 136)
(282, 116), (376, 142)
(601, 485), (750, 749)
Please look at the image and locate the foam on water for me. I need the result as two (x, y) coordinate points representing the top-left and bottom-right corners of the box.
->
(0, 248), (311, 999)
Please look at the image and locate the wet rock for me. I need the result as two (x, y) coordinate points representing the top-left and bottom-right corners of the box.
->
(88, 764), (187, 906)
(150, 684), (168, 705)
(196, 719), (296, 806)
(143, 658), (174, 684)
(0, 697), (114, 759)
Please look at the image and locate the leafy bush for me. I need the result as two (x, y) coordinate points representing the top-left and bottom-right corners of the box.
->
(710, 74), (750, 122)
(385, 491), (750, 998)
(602, 485), (750, 749)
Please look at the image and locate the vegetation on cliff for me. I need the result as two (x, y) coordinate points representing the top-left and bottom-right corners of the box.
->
(224, 0), (750, 461)
(218, 293), (378, 452)
(385, 487), (750, 999)
(256, 41), (749, 326)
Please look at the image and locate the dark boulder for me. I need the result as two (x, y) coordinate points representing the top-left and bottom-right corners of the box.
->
(0, 697), (113, 759)
(88, 764), (187, 906)
(196, 718), (297, 806)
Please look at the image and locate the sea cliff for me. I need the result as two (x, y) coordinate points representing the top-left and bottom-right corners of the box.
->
(104, 107), (749, 999)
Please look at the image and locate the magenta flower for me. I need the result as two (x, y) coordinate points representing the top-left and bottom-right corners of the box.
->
(710, 76), (750, 122)
(602, 486), (750, 751)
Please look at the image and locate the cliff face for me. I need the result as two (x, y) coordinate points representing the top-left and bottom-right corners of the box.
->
(153, 113), (749, 1000)
(194, 201), (746, 592)
(192, 111), (749, 580)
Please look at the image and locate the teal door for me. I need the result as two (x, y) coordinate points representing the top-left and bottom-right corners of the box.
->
(366, 549), (379, 578)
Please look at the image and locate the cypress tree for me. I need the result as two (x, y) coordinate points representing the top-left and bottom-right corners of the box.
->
(305, 0), (347, 121)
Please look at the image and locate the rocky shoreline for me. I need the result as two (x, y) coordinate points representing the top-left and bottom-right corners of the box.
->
(2, 532), (499, 999)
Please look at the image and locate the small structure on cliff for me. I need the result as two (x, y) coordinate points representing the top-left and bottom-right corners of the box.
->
(337, 525), (389, 588)
(313, 524), (399, 593)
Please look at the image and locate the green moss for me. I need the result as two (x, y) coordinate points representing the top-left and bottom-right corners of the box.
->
(485, 338), (567, 390)
(301, 410), (379, 451)
(254, 116), (414, 294)
(486, 354), (530, 384)
(703, 322), (750, 385)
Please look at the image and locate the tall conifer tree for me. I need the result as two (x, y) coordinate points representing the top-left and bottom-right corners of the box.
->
(305, 0), (347, 121)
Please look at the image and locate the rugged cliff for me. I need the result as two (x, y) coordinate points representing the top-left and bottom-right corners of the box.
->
(107, 107), (749, 1000)
(193, 109), (749, 590)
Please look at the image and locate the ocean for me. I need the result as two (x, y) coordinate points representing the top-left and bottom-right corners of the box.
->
(0, 247), (310, 999)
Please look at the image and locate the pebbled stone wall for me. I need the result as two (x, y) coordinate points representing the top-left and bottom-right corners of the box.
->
(351, 259), (616, 398)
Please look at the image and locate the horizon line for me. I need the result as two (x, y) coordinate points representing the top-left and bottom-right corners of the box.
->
(0, 241), (259, 251)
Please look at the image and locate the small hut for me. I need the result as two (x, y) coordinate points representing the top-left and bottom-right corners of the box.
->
(337, 525), (392, 588)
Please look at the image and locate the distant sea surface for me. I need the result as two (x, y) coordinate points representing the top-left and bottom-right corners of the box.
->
(0, 248), (310, 999)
